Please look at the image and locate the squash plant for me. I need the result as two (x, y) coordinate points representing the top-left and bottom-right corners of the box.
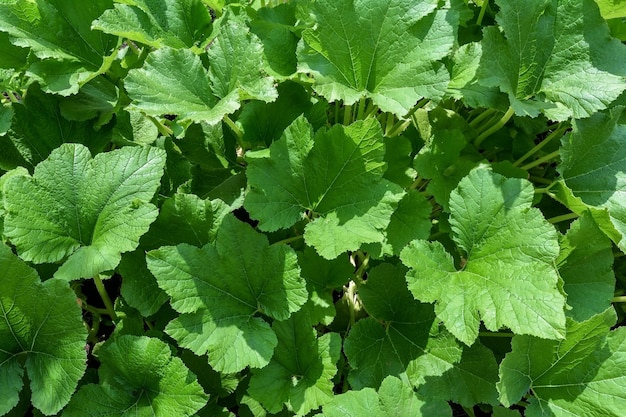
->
(1, 0), (626, 416)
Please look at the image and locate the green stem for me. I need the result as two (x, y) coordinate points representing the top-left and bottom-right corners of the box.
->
(479, 331), (514, 337)
(126, 40), (141, 56)
(356, 97), (367, 120)
(529, 175), (553, 185)
(474, 107), (515, 148)
(363, 101), (378, 119)
(520, 149), (560, 171)
(547, 212), (579, 224)
(612, 296), (626, 303)
(386, 118), (412, 137)
(5, 90), (20, 103)
(343, 104), (353, 125)
(334, 102), (340, 125)
(270, 234), (303, 246)
(513, 123), (569, 167)
(149, 116), (173, 137)
(94, 274), (118, 322)
(469, 107), (496, 128)
(476, 0), (489, 26)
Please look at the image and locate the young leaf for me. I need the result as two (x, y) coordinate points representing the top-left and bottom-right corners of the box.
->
(0, 244), (87, 415)
(498, 309), (626, 417)
(63, 335), (208, 417)
(401, 165), (566, 345)
(146, 215), (308, 373)
(557, 213), (615, 321)
(3, 143), (166, 281)
(297, 0), (458, 117)
(125, 17), (276, 124)
(92, 0), (213, 50)
(479, 0), (626, 120)
(558, 106), (626, 253)
(244, 116), (404, 259)
(323, 375), (452, 417)
(0, 0), (118, 95)
(247, 311), (341, 415)
(344, 263), (463, 389)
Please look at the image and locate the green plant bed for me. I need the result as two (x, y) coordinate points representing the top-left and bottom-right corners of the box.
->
(1, 0), (626, 416)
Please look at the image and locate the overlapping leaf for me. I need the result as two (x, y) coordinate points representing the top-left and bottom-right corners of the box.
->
(0, 0), (118, 95)
(63, 335), (207, 417)
(93, 0), (213, 50)
(344, 263), (463, 389)
(297, 0), (458, 117)
(3, 143), (166, 281)
(498, 309), (626, 417)
(401, 165), (566, 345)
(244, 116), (404, 259)
(248, 310), (341, 415)
(323, 375), (451, 417)
(0, 244), (87, 415)
(125, 17), (276, 124)
(559, 106), (626, 252)
(146, 215), (308, 373)
(479, 0), (626, 120)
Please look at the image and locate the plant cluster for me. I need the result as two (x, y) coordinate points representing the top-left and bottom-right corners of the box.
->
(1, 0), (626, 416)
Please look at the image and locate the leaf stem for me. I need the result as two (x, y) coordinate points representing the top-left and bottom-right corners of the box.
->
(612, 296), (626, 303)
(94, 274), (118, 322)
(520, 149), (560, 171)
(513, 123), (569, 167)
(148, 116), (173, 137)
(468, 107), (496, 128)
(343, 104), (353, 125)
(478, 331), (514, 337)
(356, 97), (367, 120)
(5, 90), (21, 103)
(476, 0), (490, 26)
(270, 234), (303, 246)
(474, 107), (515, 148)
(547, 212), (578, 224)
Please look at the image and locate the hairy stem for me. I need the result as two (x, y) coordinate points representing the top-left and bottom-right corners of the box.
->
(513, 123), (569, 167)
(547, 212), (579, 224)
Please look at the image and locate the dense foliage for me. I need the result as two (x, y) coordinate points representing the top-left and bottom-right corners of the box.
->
(1, 0), (626, 416)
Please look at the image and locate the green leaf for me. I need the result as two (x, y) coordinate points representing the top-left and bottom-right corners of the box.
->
(0, 0), (118, 95)
(248, 311), (341, 415)
(3, 143), (166, 281)
(297, 0), (458, 117)
(557, 213), (615, 321)
(126, 16), (276, 124)
(323, 375), (452, 417)
(401, 165), (566, 345)
(244, 116), (404, 259)
(498, 309), (626, 417)
(479, 0), (626, 120)
(0, 244), (87, 415)
(146, 215), (308, 373)
(344, 263), (463, 389)
(92, 0), (213, 50)
(558, 106), (626, 252)
(63, 335), (207, 417)
(2, 83), (112, 171)
(417, 342), (499, 407)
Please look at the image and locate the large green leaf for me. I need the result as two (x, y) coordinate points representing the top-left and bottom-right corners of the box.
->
(323, 375), (452, 417)
(479, 0), (626, 120)
(146, 215), (308, 373)
(93, 0), (213, 50)
(63, 335), (207, 417)
(297, 0), (458, 117)
(125, 17), (276, 124)
(344, 263), (463, 389)
(0, 244), (87, 415)
(558, 107), (626, 252)
(557, 213), (615, 321)
(244, 116), (404, 259)
(401, 165), (566, 345)
(247, 311), (341, 415)
(0, 0), (118, 95)
(3, 143), (166, 281)
(498, 309), (626, 417)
